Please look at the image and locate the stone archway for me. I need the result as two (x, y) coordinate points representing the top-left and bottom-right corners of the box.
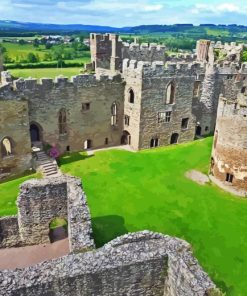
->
(49, 218), (68, 243)
(170, 133), (179, 144)
(121, 131), (131, 145)
(196, 126), (202, 136)
(30, 122), (42, 143)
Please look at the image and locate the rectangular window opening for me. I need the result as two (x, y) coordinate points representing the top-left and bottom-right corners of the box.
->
(226, 173), (234, 183)
(181, 118), (189, 129)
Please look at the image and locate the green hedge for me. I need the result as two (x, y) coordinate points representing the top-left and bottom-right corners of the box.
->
(5, 61), (84, 69)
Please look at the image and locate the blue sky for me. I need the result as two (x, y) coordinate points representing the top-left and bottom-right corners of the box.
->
(0, 0), (247, 27)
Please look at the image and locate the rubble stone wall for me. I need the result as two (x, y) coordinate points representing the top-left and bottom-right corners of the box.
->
(0, 231), (220, 296)
(0, 216), (22, 248)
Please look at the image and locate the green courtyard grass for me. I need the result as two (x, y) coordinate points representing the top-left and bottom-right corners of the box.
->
(9, 67), (83, 79)
(1, 137), (247, 295)
(59, 137), (247, 296)
(0, 173), (37, 216)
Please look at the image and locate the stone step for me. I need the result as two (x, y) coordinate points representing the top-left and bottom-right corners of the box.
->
(45, 172), (58, 176)
(43, 167), (57, 172)
(42, 162), (55, 168)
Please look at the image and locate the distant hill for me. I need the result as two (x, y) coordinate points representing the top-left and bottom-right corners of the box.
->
(0, 20), (129, 34)
(0, 20), (246, 36)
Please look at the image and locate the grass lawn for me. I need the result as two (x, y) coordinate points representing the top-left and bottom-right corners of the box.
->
(1, 137), (247, 295)
(9, 67), (83, 79)
(0, 173), (37, 216)
(59, 137), (247, 296)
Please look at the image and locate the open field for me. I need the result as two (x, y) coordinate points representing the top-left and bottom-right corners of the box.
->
(1, 137), (247, 295)
(9, 67), (83, 79)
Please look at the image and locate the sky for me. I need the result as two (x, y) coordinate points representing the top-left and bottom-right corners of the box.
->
(0, 0), (247, 27)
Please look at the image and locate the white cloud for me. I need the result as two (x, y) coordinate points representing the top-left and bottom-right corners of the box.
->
(191, 2), (246, 15)
(143, 4), (163, 12)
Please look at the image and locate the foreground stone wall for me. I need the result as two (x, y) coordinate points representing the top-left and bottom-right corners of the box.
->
(0, 92), (32, 180)
(0, 176), (95, 252)
(0, 231), (220, 296)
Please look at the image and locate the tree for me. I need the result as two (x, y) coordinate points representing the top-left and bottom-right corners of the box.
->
(18, 39), (26, 45)
(27, 52), (38, 63)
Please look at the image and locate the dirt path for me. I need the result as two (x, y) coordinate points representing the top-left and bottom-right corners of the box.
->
(86, 145), (137, 156)
(185, 170), (210, 185)
(0, 238), (69, 270)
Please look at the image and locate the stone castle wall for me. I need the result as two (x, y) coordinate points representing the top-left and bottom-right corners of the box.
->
(0, 231), (220, 296)
(0, 176), (95, 252)
(0, 74), (125, 157)
(0, 93), (32, 179)
(123, 60), (206, 149)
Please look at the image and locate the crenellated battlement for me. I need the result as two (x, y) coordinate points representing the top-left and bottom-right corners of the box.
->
(10, 73), (123, 92)
(123, 42), (166, 52)
(123, 59), (205, 77)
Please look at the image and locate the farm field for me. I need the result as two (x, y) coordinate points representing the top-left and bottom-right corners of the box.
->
(1, 137), (247, 295)
(9, 67), (83, 79)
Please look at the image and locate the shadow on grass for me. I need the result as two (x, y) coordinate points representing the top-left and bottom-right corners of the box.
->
(58, 152), (94, 166)
(92, 215), (128, 248)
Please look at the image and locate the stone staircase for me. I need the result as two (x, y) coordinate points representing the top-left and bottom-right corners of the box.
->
(35, 151), (59, 177)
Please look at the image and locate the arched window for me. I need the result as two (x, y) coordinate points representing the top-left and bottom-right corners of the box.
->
(1, 137), (13, 158)
(166, 81), (175, 104)
(58, 109), (67, 135)
(129, 89), (135, 103)
(111, 102), (117, 126)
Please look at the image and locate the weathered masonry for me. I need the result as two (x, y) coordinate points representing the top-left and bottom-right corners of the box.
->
(0, 176), (95, 252)
(0, 34), (247, 185)
(0, 172), (221, 296)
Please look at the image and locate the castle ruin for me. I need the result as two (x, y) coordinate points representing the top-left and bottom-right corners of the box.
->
(0, 34), (246, 294)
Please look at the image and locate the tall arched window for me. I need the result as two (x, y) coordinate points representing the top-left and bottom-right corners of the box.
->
(58, 108), (67, 135)
(129, 89), (135, 103)
(166, 81), (175, 104)
(1, 137), (13, 158)
(111, 102), (117, 126)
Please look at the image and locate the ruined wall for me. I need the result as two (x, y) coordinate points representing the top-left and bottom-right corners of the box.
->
(0, 91), (32, 180)
(212, 95), (247, 193)
(17, 178), (68, 245)
(0, 216), (22, 248)
(90, 33), (122, 71)
(196, 40), (211, 62)
(5, 74), (125, 154)
(123, 60), (206, 150)
(0, 231), (220, 296)
(0, 176), (95, 252)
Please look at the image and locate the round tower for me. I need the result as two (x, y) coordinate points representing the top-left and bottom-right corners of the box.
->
(211, 94), (247, 194)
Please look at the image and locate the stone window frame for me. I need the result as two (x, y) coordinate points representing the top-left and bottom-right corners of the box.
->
(181, 118), (189, 130)
(111, 102), (118, 126)
(1, 136), (14, 159)
(193, 80), (201, 97)
(150, 137), (159, 148)
(226, 173), (234, 183)
(128, 88), (135, 104)
(166, 81), (176, 105)
(124, 115), (130, 126)
(58, 108), (67, 136)
(82, 102), (91, 112)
